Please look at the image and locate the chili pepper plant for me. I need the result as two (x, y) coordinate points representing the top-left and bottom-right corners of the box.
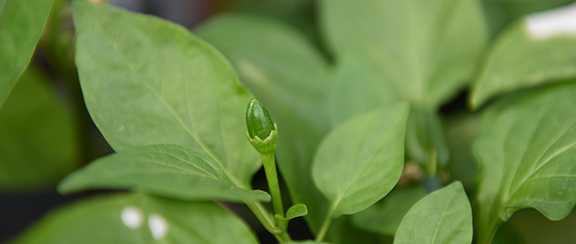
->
(2, 0), (576, 243)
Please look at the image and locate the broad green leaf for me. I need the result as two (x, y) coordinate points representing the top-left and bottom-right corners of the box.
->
(328, 56), (449, 169)
(482, 0), (573, 37)
(312, 103), (409, 217)
(0, 0), (52, 106)
(352, 186), (428, 236)
(394, 182), (473, 244)
(72, 1), (258, 187)
(12, 193), (259, 244)
(275, 203), (308, 221)
(58, 144), (270, 203)
(195, 14), (330, 232)
(471, 6), (576, 108)
(0, 68), (78, 191)
(474, 82), (576, 244)
(321, 0), (488, 109)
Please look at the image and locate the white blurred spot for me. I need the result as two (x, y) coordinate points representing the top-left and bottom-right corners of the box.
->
(148, 213), (169, 240)
(525, 3), (576, 40)
(121, 206), (144, 229)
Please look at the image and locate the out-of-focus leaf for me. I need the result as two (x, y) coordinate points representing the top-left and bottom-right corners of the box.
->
(482, 0), (574, 38)
(0, 0), (53, 106)
(394, 182), (473, 244)
(471, 5), (576, 108)
(12, 193), (259, 244)
(72, 1), (258, 187)
(405, 107), (450, 170)
(312, 103), (409, 217)
(491, 223), (525, 244)
(321, 0), (488, 109)
(444, 112), (481, 190)
(352, 186), (428, 236)
(474, 82), (576, 244)
(326, 216), (379, 244)
(196, 14), (330, 232)
(0, 68), (78, 191)
(59, 144), (270, 203)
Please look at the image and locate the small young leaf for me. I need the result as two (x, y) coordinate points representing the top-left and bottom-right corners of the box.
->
(312, 103), (409, 217)
(352, 186), (428, 236)
(394, 182), (473, 244)
(58, 144), (270, 203)
(72, 0), (259, 187)
(12, 193), (259, 244)
(471, 6), (576, 108)
(0, 0), (53, 106)
(0, 68), (78, 191)
(275, 203), (308, 221)
(196, 14), (330, 232)
(475, 82), (576, 244)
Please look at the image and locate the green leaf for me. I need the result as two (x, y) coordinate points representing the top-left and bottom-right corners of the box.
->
(275, 203), (308, 221)
(326, 216), (380, 244)
(72, 1), (258, 187)
(0, 0), (53, 106)
(352, 186), (428, 236)
(471, 11), (576, 108)
(394, 182), (473, 244)
(481, 0), (573, 38)
(474, 82), (576, 244)
(0, 67), (78, 191)
(195, 14), (330, 232)
(58, 144), (270, 203)
(405, 107), (450, 170)
(312, 103), (409, 217)
(321, 0), (488, 109)
(12, 193), (259, 244)
(285, 242), (332, 244)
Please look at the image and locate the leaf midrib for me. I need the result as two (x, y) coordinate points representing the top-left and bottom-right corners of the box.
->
(88, 13), (245, 187)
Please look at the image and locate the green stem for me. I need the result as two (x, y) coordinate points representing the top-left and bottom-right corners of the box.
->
(427, 148), (437, 175)
(245, 202), (292, 243)
(260, 153), (285, 219)
(315, 205), (335, 242)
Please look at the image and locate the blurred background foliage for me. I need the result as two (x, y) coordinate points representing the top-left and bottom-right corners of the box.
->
(2, 0), (576, 243)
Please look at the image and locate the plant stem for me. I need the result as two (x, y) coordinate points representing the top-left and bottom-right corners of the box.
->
(315, 205), (335, 242)
(260, 153), (285, 219)
(246, 202), (292, 242)
(427, 148), (437, 175)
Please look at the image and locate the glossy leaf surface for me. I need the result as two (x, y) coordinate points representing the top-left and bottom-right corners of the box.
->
(12, 193), (259, 244)
(72, 1), (258, 187)
(394, 182), (473, 244)
(312, 103), (409, 217)
(59, 144), (270, 202)
(471, 10), (576, 108)
(0, 68), (78, 191)
(321, 0), (488, 109)
(475, 82), (576, 244)
(196, 14), (330, 231)
(0, 0), (52, 106)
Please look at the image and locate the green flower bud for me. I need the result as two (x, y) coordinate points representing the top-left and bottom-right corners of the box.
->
(245, 98), (278, 154)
